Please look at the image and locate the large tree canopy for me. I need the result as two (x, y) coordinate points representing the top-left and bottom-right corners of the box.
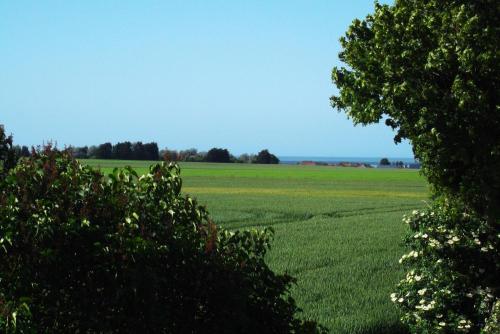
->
(331, 0), (499, 218)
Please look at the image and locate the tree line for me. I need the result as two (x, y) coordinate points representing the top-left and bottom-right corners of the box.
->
(163, 147), (279, 164)
(69, 142), (160, 161)
(8, 137), (280, 164)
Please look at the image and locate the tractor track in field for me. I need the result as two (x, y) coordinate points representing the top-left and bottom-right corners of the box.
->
(223, 203), (419, 230)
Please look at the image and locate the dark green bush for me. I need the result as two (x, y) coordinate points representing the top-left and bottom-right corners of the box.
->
(0, 148), (323, 333)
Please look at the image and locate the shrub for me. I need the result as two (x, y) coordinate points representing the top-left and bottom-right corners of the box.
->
(483, 300), (500, 334)
(0, 148), (324, 333)
(392, 199), (499, 333)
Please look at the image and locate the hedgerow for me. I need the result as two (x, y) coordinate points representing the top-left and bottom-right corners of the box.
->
(0, 147), (324, 333)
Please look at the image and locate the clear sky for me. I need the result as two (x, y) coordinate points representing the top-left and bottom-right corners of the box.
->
(0, 0), (413, 158)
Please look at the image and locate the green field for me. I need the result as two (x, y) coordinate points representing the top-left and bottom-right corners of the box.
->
(84, 159), (429, 333)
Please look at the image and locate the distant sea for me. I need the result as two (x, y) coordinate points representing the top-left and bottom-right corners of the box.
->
(278, 156), (417, 165)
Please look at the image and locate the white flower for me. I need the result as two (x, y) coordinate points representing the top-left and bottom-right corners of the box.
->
(398, 297), (404, 303)
(439, 322), (446, 326)
(452, 236), (460, 242)
(414, 275), (422, 281)
(418, 288), (427, 296)
(480, 247), (488, 252)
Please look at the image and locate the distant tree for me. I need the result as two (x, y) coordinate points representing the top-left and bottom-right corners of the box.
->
(192, 151), (207, 162)
(253, 149), (280, 164)
(238, 153), (255, 163)
(394, 161), (404, 168)
(12, 145), (22, 158)
(179, 148), (199, 161)
(131, 142), (145, 160)
(95, 143), (113, 159)
(161, 149), (179, 161)
(70, 146), (88, 159)
(113, 141), (132, 160)
(379, 158), (390, 166)
(87, 145), (98, 158)
(206, 148), (231, 163)
(20, 145), (31, 157)
(143, 142), (159, 160)
(0, 125), (17, 179)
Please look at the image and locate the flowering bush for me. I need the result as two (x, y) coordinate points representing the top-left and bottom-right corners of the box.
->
(483, 300), (500, 334)
(0, 148), (325, 333)
(391, 199), (499, 333)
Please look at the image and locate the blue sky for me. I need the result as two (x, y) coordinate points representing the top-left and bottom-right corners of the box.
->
(0, 0), (412, 158)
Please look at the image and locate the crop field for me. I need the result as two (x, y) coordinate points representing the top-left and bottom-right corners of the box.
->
(84, 159), (429, 334)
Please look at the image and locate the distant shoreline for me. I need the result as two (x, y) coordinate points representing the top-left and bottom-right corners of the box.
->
(278, 156), (417, 165)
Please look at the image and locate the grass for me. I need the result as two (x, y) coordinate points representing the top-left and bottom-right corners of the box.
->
(83, 159), (429, 333)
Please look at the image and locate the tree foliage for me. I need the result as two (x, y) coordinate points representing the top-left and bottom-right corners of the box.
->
(206, 148), (232, 163)
(331, 0), (500, 218)
(379, 158), (390, 166)
(332, 1), (499, 332)
(254, 150), (280, 164)
(0, 125), (17, 180)
(20, 146), (30, 158)
(78, 141), (160, 160)
(95, 142), (113, 159)
(0, 148), (324, 333)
